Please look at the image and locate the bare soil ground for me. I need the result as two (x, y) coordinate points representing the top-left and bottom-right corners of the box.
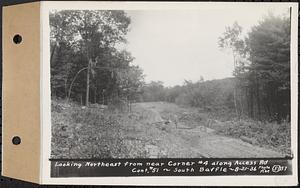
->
(52, 101), (284, 158)
(124, 102), (283, 158)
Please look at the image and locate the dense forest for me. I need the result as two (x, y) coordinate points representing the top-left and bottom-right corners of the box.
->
(139, 14), (291, 122)
(51, 11), (290, 122)
(50, 10), (292, 159)
(50, 10), (144, 108)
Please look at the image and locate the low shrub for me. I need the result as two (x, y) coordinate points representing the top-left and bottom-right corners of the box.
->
(51, 101), (129, 159)
(215, 119), (291, 155)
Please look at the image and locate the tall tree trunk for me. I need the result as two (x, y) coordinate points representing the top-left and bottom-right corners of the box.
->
(239, 88), (244, 117)
(255, 74), (261, 120)
(86, 59), (91, 106)
(94, 87), (97, 104)
(64, 79), (68, 99)
(250, 86), (254, 118)
(50, 43), (57, 65)
(102, 90), (105, 105)
(246, 88), (249, 116)
(232, 54), (239, 119)
(233, 87), (239, 118)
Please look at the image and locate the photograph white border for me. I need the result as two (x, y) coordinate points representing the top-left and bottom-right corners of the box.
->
(41, 1), (298, 186)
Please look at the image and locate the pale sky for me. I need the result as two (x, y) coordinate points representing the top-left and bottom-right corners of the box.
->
(121, 6), (289, 86)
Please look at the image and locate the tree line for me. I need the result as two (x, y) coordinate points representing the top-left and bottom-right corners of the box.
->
(140, 78), (235, 112)
(140, 13), (291, 122)
(220, 13), (291, 121)
(51, 11), (290, 122)
(50, 10), (144, 107)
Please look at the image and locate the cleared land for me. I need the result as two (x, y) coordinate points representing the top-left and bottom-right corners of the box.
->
(51, 101), (286, 159)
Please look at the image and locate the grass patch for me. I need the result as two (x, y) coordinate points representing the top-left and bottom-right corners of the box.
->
(51, 100), (130, 159)
(215, 119), (291, 156)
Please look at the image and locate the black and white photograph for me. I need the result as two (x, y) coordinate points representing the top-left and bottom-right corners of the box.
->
(49, 4), (293, 161)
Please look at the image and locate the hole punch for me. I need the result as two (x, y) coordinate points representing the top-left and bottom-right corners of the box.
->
(13, 34), (22, 44)
(12, 136), (21, 145)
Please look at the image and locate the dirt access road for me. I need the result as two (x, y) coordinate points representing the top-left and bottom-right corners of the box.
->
(123, 102), (283, 158)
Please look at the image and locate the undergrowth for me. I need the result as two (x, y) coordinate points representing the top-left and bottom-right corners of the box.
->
(215, 119), (291, 156)
(51, 100), (130, 159)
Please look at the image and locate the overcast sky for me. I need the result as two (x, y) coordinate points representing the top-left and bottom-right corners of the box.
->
(122, 6), (289, 87)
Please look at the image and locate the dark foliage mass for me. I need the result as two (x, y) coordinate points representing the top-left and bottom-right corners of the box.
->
(50, 10), (144, 107)
(50, 11), (291, 158)
(140, 14), (291, 122)
(51, 10), (290, 122)
(219, 14), (291, 122)
(141, 78), (235, 112)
